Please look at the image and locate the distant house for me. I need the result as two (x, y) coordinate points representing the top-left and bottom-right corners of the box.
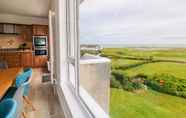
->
(80, 44), (103, 51)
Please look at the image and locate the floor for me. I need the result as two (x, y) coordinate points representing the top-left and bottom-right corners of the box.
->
(25, 68), (65, 118)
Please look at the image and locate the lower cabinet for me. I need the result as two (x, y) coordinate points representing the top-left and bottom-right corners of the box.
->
(21, 52), (34, 67)
(34, 56), (48, 68)
(0, 51), (48, 68)
(4, 52), (21, 67)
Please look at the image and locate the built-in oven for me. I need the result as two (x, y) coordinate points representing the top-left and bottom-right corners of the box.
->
(33, 36), (48, 48)
(33, 36), (48, 56)
(35, 49), (48, 56)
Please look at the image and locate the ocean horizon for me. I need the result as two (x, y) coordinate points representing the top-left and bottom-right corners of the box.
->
(99, 44), (186, 48)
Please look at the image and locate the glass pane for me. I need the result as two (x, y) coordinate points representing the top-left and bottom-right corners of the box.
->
(80, 60), (110, 113)
(79, 0), (110, 114)
(69, 63), (76, 87)
(80, 0), (186, 118)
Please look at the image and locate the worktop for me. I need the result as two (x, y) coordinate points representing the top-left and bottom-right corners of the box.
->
(0, 48), (33, 52)
(0, 49), (48, 68)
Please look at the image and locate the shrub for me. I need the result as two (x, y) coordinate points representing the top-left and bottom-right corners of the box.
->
(111, 70), (124, 84)
(110, 75), (122, 89)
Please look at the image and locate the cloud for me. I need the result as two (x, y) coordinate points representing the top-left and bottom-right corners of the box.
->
(80, 0), (186, 45)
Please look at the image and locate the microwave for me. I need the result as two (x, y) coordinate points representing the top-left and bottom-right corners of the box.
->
(33, 36), (47, 47)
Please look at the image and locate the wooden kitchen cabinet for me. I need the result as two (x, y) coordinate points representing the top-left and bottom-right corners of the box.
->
(4, 52), (21, 67)
(32, 25), (48, 36)
(0, 24), (3, 33)
(0, 51), (34, 68)
(16, 25), (33, 42)
(34, 56), (48, 67)
(21, 52), (33, 67)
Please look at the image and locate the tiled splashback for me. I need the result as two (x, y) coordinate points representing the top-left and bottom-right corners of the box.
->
(0, 35), (32, 49)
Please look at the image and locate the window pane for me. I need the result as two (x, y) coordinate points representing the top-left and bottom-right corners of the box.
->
(79, 0), (111, 115)
(80, 60), (110, 113)
(69, 63), (76, 87)
(80, 0), (186, 118)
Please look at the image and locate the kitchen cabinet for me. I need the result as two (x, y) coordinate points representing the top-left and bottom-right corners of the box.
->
(21, 52), (34, 67)
(0, 51), (33, 68)
(15, 25), (33, 42)
(34, 56), (48, 67)
(32, 25), (48, 36)
(0, 24), (3, 33)
(3, 52), (21, 67)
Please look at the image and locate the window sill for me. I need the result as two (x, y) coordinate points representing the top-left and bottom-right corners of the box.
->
(56, 81), (110, 118)
(56, 82), (92, 118)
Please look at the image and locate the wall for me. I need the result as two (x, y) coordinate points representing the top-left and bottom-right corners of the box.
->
(0, 13), (48, 25)
(0, 35), (31, 49)
(0, 25), (33, 49)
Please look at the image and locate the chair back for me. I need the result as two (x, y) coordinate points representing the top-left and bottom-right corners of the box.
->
(15, 68), (32, 96)
(13, 86), (24, 118)
(0, 99), (17, 118)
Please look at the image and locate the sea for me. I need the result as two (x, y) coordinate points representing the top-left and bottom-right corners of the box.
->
(100, 44), (186, 48)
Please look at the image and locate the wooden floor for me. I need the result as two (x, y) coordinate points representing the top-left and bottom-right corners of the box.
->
(25, 68), (65, 118)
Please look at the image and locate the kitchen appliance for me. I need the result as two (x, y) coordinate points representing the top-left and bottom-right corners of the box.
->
(33, 36), (48, 47)
(33, 36), (48, 56)
(35, 49), (48, 56)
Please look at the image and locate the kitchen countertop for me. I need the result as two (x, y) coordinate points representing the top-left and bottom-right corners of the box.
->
(0, 48), (34, 52)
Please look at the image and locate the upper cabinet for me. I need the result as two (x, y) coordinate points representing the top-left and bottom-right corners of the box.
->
(0, 23), (19, 35)
(32, 25), (48, 36)
(0, 24), (3, 33)
(15, 25), (33, 42)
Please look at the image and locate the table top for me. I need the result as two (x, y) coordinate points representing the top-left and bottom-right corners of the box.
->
(0, 68), (22, 99)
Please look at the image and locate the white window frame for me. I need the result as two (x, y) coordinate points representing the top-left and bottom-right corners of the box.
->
(53, 0), (110, 118)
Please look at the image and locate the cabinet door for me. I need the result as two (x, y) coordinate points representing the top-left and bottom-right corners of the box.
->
(34, 56), (48, 67)
(32, 25), (48, 36)
(0, 24), (3, 33)
(5, 52), (21, 67)
(21, 52), (33, 67)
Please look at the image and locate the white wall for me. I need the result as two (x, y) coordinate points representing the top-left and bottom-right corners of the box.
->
(0, 13), (48, 25)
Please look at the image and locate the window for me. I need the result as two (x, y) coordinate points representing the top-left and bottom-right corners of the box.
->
(66, 0), (78, 89)
(65, 0), (110, 117)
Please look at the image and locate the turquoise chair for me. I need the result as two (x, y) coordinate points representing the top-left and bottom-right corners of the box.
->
(15, 68), (32, 96)
(3, 68), (32, 99)
(0, 99), (17, 118)
(2, 68), (35, 111)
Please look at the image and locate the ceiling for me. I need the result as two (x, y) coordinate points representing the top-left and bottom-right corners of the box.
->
(0, 0), (50, 18)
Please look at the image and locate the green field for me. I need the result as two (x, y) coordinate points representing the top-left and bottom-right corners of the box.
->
(124, 62), (186, 79)
(101, 48), (186, 118)
(110, 88), (186, 118)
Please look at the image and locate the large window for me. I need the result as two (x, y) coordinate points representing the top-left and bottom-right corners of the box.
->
(66, 0), (110, 117)
(79, 0), (186, 118)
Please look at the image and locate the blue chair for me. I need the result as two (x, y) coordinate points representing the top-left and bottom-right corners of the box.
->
(3, 68), (35, 111)
(15, 68), (32, 96)
(0, 99), (17, 118)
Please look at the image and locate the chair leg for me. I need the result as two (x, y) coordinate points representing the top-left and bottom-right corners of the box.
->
(22, 112), (26, 118)
(23, 96), (36, 111)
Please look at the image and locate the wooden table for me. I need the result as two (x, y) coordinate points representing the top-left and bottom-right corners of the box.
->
(0, 68), (22, 99)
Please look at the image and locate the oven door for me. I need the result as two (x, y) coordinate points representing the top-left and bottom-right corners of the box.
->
(35, 49), (48, 56)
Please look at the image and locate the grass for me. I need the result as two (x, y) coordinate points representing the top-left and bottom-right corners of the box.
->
(111, 59), (142, 68)
(102, 48), (186, 118)
(124, 62), (186, 79)
(102, 48), (186, 61)
(110, 88), (186, 118)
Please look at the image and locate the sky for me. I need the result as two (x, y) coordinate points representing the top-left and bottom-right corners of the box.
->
(79, 0), (186, 45)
